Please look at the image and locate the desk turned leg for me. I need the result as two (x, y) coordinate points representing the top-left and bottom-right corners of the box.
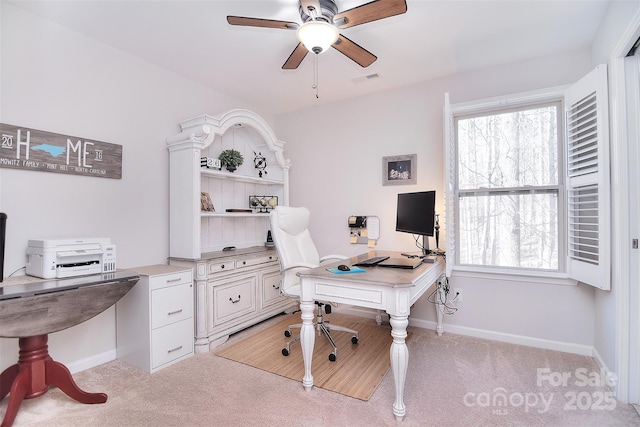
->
(0, 335), (107, 427)
(299, 299), (316, 391)
(389, 315), (409, 422)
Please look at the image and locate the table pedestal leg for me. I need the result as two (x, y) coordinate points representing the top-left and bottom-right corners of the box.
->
(389, 315), (409, 422)
(0, 335), (107, 427)
(299, 299), (316, 391)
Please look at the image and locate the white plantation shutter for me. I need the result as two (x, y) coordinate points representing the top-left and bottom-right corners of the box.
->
(443, 92), (455, 277)
(567, 92), (599, 175)
(565, 64), (611, 289)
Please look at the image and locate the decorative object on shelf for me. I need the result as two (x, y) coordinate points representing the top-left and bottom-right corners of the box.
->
(249, 195), (278, 213)
(249, 196), (260, 210)
(201, 156), (222, 170)
(382, 154), (417, 186)
(267, 196), (278, 209)
(253, 151), (268, 177)
(218, 149), (244, 172)
(200, 192), (215, 212)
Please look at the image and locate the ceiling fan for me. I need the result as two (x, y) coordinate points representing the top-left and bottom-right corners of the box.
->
(227, 0), (407, 70)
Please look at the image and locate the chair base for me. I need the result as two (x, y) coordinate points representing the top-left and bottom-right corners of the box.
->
(282, 305), (358, 362)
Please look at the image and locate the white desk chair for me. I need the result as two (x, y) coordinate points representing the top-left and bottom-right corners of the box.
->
(269, 206), (358, 362)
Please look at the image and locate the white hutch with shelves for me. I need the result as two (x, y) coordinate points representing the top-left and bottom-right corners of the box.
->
(166, 109), (295, 352)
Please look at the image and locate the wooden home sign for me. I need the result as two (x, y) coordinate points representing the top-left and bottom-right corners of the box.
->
(0, 123), (122, 179)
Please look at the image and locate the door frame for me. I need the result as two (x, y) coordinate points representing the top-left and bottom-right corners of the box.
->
(610, 9), (640, 405)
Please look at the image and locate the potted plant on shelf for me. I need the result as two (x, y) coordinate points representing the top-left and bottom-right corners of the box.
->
(218, 149), (244, 172)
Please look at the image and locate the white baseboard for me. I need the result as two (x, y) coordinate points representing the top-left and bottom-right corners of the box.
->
(415, 319), (593, 356)
(65, 349), (116, 374)
(591, 345), (621, 400)
(335, 306), (594, 357)
(591, 346), (610, 374)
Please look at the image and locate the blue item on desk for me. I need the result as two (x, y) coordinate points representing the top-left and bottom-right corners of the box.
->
(327, 266), (366, 274)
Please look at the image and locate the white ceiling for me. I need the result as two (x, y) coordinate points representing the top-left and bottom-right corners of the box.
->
(9, 0), (614, 115)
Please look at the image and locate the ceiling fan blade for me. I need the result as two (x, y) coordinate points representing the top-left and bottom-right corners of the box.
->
(227, 16), (299, 30)
(282, 43), (309, 70)
(300, 0), (323, 17)
(334, 0), (407, 29)
(332, 34), (377, 67)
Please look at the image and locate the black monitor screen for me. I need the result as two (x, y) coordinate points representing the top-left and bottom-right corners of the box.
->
(395, 191), (436, 237)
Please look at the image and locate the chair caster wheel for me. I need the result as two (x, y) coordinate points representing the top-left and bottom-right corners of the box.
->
(282, 348), (290, 356)
(329, 353), (336, 362)
(284, 330), (292, 337)
(351, 336), (358, 344)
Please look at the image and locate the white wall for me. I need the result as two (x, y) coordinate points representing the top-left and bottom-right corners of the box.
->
(0, 3), (269, 372)
(275, 50), (599, 351)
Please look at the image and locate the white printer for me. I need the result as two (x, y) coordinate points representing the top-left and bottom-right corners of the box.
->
(26, 238), (116, 279)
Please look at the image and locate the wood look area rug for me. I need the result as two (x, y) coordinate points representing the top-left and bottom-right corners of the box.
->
(216, 313), (403, 401)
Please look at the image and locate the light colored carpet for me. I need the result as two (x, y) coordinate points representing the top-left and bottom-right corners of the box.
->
(215, 313), (395, 401)
(1, 312), (639, 426)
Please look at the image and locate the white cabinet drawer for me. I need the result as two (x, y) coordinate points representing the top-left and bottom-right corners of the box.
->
(213, 277), (256, 324)
(150, 270), (192, 290)
(117, 265), (194, 373)
(151, 318), (194, 368)
(151, 283), (193, 329)
(236, 254), (278, 269)
(209, 260), (235, 275)
(261, 269), (284, 309)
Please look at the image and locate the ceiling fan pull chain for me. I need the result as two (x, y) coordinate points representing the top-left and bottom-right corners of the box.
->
(313, 53), (319, 99)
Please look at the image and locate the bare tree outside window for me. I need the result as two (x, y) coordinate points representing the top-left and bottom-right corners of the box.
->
(455, 103), (562, 270)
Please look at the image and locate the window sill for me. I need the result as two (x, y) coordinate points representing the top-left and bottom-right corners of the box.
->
(450, 266), (578, 287)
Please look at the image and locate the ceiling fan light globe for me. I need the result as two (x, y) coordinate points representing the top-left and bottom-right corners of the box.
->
(296, 21), (338, 54)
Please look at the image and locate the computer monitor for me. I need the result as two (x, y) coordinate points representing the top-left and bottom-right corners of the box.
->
(395, 191), (436, 255)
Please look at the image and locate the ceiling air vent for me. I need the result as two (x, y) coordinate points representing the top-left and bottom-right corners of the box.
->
(352, 73), (382, 83)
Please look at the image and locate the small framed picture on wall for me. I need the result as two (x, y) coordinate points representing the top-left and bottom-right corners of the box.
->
(382, 154), (417, 186)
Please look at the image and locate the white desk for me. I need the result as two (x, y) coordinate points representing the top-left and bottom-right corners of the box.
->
(296, 251), (445, 421)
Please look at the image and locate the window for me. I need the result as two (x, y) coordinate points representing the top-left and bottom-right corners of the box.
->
(444, 65), (610, 289)
(456, 102), (563, 271)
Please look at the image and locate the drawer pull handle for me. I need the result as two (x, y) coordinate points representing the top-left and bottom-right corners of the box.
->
(229, 295), (241, 304)
(166, 278), (181, 283)
(167, 309), (183, 316)
(221, 264), (225, 269)
(242, 261), (246, 265)
(272, 284), (280, 290)
(168, 345), (183, 353)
